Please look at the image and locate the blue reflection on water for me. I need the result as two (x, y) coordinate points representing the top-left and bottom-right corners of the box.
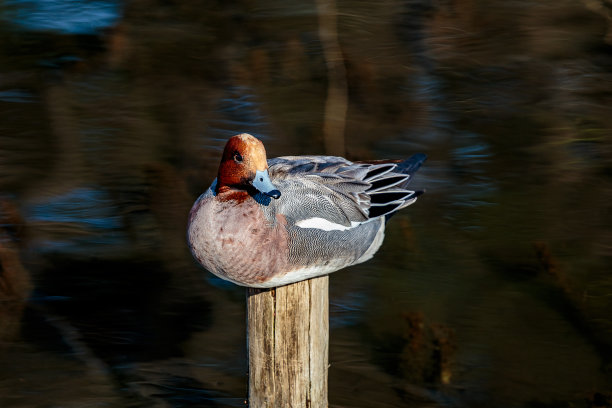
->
(207, 86), (271, 145)
(27, 188), (120, 228)
(4, 0), (122, 34)
(0, 89), (37, 103)
(330, 293), (365, 328)
(24, 187), (128, 254)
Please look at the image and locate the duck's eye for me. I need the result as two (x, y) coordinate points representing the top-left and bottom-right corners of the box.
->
(233, 151), (243, 162)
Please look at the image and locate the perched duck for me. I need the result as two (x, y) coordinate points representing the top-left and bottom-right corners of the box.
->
(187, 133), (425, 288)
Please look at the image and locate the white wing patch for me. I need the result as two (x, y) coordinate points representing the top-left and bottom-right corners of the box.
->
(295, 217), (364, 231)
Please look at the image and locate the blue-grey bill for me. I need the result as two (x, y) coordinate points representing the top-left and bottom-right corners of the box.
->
(252, 169), (281, 199)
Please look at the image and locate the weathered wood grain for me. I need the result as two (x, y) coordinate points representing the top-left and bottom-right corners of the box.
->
(247, 276), (329, 407)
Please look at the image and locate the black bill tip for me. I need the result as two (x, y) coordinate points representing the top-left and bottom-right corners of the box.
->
(265, 189), (281, 199)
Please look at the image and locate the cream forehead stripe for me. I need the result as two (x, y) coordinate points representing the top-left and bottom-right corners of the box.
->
(235, 133), (268, 170)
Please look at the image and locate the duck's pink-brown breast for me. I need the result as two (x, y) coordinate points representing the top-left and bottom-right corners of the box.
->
(188, 193), (289, 286)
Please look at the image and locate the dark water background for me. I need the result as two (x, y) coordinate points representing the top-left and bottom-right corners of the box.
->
(1, 1), (612, 407)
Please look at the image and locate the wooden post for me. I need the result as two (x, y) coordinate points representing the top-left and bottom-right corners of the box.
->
(247, 276), (329, 408)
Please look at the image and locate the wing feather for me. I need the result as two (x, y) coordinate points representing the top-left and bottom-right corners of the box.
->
(268, 153), (425, 224)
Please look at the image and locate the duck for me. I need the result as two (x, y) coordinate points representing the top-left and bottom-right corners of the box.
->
(187, 133), (426, 288)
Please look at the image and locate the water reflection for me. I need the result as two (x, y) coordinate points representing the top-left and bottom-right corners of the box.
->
(25, 188), (125, 254)
(4, 0), (122, 34)
(210, 86), (271, 142)
(0, 89), (36, 103)
(1, 0), (612, 407)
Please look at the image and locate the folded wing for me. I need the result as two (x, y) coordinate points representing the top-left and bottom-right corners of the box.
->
(268, 154), (426, 227)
